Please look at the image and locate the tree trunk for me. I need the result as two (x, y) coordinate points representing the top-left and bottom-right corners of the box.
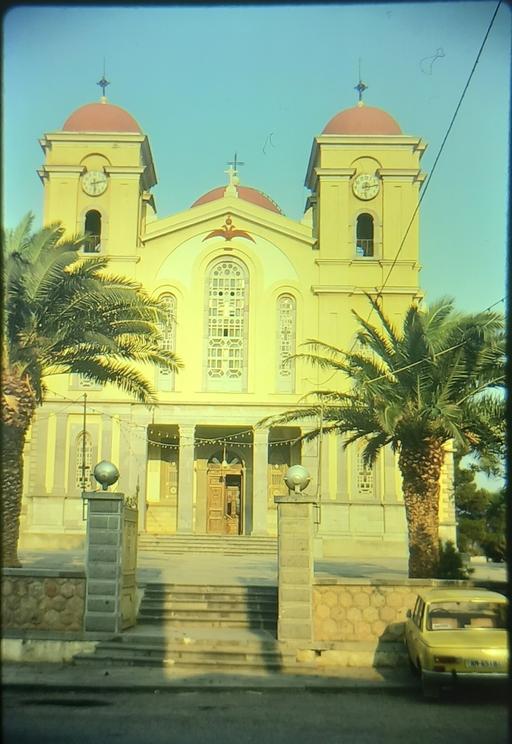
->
(1, 425), (28, 566)
(1, 372), (37, 567)
(398, 439), (445, 578)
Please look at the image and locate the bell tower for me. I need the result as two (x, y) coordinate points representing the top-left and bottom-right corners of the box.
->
(37, 79), (156, 262)
(304, 83), (427, 347)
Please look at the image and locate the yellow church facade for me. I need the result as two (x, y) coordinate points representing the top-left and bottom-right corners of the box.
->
(19, 92), (457, 556)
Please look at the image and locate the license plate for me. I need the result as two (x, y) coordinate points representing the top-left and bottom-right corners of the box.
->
(464, 659), (500, 669)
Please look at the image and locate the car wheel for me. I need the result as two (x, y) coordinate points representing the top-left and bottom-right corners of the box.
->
(407, 651), (420, 677)
(421, 670), (440, 701)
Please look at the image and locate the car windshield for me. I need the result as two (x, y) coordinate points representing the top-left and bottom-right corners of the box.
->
(426, 601), (507, 631)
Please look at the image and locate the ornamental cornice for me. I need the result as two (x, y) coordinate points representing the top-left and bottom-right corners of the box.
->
(315, 258), (419, 269)
(311, 285), (423, 296)
(143, 200), (314, 247)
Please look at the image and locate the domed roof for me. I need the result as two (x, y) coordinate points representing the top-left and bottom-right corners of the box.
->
(191, 185), (282, 214)
(62, 101), (141, 133)
(322, 104), (401, 135)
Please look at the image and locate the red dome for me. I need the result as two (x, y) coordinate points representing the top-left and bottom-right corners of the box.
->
(62, 102), (141, 133)
(323, 105), (401, 135)
(192, 185), (282, 214)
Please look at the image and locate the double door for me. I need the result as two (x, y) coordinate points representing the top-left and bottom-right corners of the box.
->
(207, 467), (243, 534)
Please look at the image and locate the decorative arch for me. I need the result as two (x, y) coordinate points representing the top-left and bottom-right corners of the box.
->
(83, 209), (102, 253)
(355, 212), (374, 257)
(157, 293), (177, 391)
(204, 256), (249, 391)
(276, 293), (296, 392)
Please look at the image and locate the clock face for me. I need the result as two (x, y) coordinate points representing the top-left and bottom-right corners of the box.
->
(82, 170), (108, 196)
(353, 174), (380, 200)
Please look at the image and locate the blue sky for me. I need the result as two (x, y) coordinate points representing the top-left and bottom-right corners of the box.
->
(3, 2), (510, 317)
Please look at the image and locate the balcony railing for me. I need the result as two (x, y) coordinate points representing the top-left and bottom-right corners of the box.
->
(355, 239), (374, 257)
(83, 235), (101, 253)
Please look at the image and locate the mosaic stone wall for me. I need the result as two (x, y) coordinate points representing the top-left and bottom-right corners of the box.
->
(1, 571), (85, 631)
(314, 581), (434, 642)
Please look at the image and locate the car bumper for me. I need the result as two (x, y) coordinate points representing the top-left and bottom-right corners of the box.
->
(422, 669), (508, 684)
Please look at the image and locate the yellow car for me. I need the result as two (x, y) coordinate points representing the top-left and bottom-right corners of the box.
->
(404, 587), (508, 698)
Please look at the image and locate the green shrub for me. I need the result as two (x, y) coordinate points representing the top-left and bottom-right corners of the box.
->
(435, 540), (474, 579)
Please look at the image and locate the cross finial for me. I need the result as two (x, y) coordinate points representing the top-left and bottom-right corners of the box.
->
(355, 58), (367, 106)
(227, 153), (245, 174)
(97, 60), (110, 102)
(355, 79), (367, 105)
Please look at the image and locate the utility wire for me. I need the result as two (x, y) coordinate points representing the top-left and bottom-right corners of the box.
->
(350, 0), (503, 349)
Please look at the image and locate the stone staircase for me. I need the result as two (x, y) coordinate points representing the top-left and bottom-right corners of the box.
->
(73, 582), (292, 672)
(137, 534), (278, 556)
(137, 583), (278, 630)
(73, 581), (408, 673)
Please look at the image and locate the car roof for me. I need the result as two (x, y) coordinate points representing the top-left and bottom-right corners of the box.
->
(416, 588), (507, 604)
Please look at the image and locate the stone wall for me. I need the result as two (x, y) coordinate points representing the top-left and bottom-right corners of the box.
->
(1, 569), (85, 632)
(313, 578), (508, 643)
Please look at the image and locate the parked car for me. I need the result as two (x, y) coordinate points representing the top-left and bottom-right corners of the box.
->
(404, 587), (508, 699)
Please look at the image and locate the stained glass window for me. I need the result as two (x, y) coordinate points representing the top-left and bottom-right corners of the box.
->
(277, 294), (296, 392)
(207, 260), (248, 388)
(76, 432), (93, 491)
(158, 294), (177, 390)
(356, 446), (375, 497)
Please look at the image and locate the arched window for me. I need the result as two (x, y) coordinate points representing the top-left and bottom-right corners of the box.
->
(206, 258), (248, 391)
(356, 213), (374, 257)
(84, 210), (102, 253)
(157, 293), (177, 391)
(76, 431), (93, 491)
(355, 446), (375, 498)
(277, 294), (296, 392)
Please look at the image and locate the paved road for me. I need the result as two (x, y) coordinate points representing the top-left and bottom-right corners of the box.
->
(3, 687), (508, 744)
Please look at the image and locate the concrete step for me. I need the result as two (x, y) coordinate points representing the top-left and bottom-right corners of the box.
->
(137, 535), (278, 555)
(138, 615), (276, 629)
(141, 584), (277, 597)
(72, 639), (408, 672)
(142, 596), (277, 613)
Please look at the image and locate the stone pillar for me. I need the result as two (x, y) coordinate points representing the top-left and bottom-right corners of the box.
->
(83, 492), (124, 634)
(127, 416), (149, 533)
(275, 492), (317, 644)
(252, 428), (269, 535)
(28, 413), (49, 496)
(52, 413), (68, 497)
(439, 440), (457, 544)
(177, 424), (195, 533)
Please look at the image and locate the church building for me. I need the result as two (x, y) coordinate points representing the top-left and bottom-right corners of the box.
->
(19, 84), (457, 557)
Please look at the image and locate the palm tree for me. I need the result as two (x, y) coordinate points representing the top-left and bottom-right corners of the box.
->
(259, 296), (504, 578)
(1, 214), (182, 567)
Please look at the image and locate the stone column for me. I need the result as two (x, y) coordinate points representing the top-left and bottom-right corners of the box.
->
(301, 429), (319, 498)
(275, 492), (317, 644)
(28, 413), (49, 496)
(252, 428), (269, 535)
(177, 424), (195, 533)
(52, 413), (68, 497)
(126, 415), (149, 533)
(439, 441), (457, 544)
(83, 492), (124, 634)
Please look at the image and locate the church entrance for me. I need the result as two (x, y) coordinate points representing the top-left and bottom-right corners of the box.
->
(206, 451), (244, 534)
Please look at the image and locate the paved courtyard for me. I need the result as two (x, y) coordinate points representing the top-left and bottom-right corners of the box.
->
(17, 548), (506, 586)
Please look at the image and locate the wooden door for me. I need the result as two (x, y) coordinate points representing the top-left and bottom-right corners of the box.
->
(206, 468), (242, 534)
(207, 472), (225, 533)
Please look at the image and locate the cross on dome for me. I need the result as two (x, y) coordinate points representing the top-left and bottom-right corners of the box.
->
(224, 153), (245, 195)
(97, 62), (110, 103)
(354, 79), (368, 107)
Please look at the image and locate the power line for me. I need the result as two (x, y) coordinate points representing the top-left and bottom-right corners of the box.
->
(351, 0), (503, 348)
